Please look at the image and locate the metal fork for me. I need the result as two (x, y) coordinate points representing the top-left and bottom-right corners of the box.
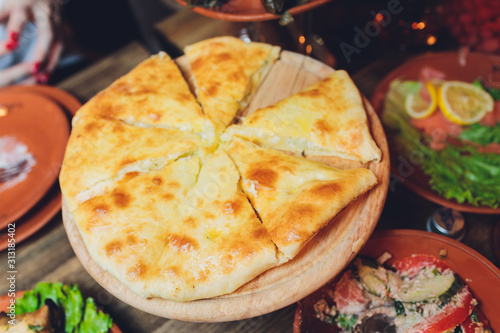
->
(0, 159), (29, 183)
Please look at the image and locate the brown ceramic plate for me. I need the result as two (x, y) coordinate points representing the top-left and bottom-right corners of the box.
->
(175, 0), (331, 22)
(294, 229), (500, 333)
(0, 92), (70, 228)
(370, 51), (500, 214)
(0, 86), (80, 251)
(0, 291), (121, 333)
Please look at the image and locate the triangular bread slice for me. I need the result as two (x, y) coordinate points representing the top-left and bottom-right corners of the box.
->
(224, 138), (377, 262)
(148, 148), (278, 301)
(60, 115), (203, 213)
(70, 149), (279, 301)
(222, 70), (381, 163)
(69, 155), (202, 298)
(73, 52), (216, 143)
(185, 36), (280, 134)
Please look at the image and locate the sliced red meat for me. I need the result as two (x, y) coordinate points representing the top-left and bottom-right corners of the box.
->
(411, 110), (463, 150)
(419, 66), (447, 82)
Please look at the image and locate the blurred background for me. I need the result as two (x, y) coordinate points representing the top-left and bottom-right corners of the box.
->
(53, 0), (499, 82)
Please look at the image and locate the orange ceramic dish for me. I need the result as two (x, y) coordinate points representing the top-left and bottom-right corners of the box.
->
(175, 0), (331, 22)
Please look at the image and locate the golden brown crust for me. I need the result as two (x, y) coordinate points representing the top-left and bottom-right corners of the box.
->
(70, 150), (278, 301)
(73, 53), (215, 141)
(59, 115), (202, 213)
(224, 137), (377, 261)
(61, 43), (380, 303)
(222, 70), (381, 163)
(185, 36), (280, 133)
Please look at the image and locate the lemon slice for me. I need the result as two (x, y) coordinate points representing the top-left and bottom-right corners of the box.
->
(438, 81), (494, 125)
(405, 82), (437, 119)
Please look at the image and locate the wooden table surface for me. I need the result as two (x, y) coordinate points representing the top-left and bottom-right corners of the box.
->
(1, 8), (499, 332)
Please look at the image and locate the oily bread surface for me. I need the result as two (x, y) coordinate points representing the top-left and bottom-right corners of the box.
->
(61, 40), (385, 306)
(185, 36), (280, 133)
(223, 70), (381, 163)
(73, 53), (215, 140)
(224, 138), (377, 261)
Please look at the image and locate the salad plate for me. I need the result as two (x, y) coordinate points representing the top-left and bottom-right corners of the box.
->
(0, 284), (121, 333)
(371, 51), (500, 214)
(294, 229), (500, 332)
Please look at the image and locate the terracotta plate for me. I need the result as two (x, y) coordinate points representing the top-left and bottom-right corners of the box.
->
(3, 85), (82, 114)
(175, 0), (331, 22)
(294, 229), (500, 332)
(371, 51), (500, 214)
(0, 92), (70, 228)
(0, 291), (121, 333)
(0, 86), (81, 251)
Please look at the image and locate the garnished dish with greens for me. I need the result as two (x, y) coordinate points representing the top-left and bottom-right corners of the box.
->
(312, 254), (491, 333)
(382, 67), (500, 209)
(0, 282), (114, 333)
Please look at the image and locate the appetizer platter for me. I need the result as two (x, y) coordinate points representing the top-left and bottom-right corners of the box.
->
(61, 37), (389, 321)
(294, 230), (500, 332)
(371, 51), (500, 214)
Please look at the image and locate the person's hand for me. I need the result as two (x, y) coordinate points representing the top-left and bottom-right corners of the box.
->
(0, 0), (62, 87)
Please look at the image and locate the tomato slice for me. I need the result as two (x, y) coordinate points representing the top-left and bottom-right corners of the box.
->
(461, 308), (492, 333)
(332, 270), (369, 314)
(409, 286), (475, 333)
(393, 254), (451, 278)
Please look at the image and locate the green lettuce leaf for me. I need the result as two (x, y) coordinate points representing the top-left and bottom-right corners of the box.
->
(79, 298), (114, 333)
(460, 123), (500, 146)
(16, 282), (113, 333)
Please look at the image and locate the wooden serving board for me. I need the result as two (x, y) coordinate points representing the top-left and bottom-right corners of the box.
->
(62, 51), (390, 322)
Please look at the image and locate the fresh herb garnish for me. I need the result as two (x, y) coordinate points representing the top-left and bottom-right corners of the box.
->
(471, 309), (479, 323)
(460, 123), (500, 146)
(394, 301), (405, 316)
(28, 324), (44, 332)
(336, 313), (358, 330)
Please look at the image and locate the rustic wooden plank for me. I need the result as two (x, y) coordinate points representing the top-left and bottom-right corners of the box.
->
(57, 42), (150, 102)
